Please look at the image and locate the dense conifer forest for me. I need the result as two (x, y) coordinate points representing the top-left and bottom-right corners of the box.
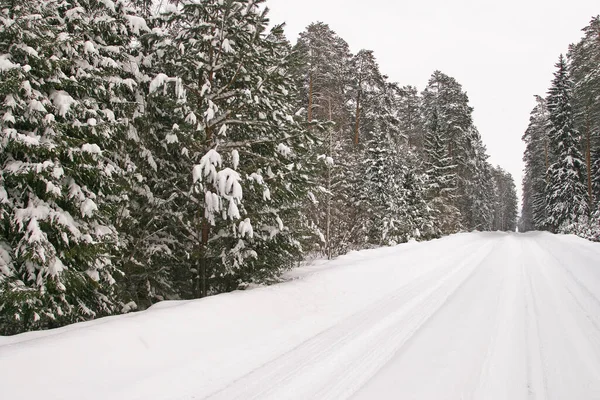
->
(520, 16), (600, 240)
(1, 0), (521, 334)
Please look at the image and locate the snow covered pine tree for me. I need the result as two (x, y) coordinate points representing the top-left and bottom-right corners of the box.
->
(139, 0), (316, 297)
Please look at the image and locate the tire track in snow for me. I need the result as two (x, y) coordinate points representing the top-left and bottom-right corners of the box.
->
(123, 235), (491, 400)
(326, 238), (503, 400)
(521, 237), (548, 400)
(471, 235), (523, 400)
(203, 238), (498, 400)
(525, 236), (600, 399)
(532, 236), (600, 364)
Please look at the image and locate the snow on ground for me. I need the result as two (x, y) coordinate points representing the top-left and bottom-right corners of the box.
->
(1, 232), (600, 399)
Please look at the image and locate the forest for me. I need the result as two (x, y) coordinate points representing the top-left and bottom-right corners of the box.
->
(0, 0), (519, 335)
(520, 16), (600, 241)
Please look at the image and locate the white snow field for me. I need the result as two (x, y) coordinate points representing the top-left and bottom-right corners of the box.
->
(2, 232), (600, 400)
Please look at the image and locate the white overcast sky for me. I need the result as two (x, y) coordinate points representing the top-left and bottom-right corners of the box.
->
(265, 0), (599, 204)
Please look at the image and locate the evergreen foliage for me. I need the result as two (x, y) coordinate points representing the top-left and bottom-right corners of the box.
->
(0, 0), (515, 335)
(521, 16), (600, 240)
(521, 96), (550, 232)
(544, 55), (589, 232)
(0, 0), (143, 334)
(491, 166), (518, 232)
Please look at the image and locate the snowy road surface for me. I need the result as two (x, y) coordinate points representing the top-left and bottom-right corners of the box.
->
(2, 232), (600, 400)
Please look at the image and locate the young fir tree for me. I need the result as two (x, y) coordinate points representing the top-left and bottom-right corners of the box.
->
(545, 55), (589, 232)
(0, 0), (144, 333)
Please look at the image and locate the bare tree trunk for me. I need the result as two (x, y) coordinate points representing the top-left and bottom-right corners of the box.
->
(198, 46), (216, 298)
(545, 134), (549, 183)
(326, 98), (333, 259)
(198, 220), (209, 298)
(326, 157), (332, 259)
(354, 88), (361, 146)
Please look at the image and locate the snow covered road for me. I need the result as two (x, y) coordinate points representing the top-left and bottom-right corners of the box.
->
(2, 232), (600, 399)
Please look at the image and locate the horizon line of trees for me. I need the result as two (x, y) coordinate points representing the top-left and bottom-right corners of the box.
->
(0, 0), (517, 335)
(520, 16), (600, 240)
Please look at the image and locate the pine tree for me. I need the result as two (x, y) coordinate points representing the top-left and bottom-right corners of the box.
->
(545, 55), (589, 232)
(296, 22), (352, 125)
(295, 22), (356, 257)
(569, 16), (600, 210)
(351, 50), (387, 146)
(137, 0), (318, 298)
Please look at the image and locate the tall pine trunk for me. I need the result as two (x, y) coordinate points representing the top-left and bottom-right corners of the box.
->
(198, 46), (216, 299)
(354, 88), (361, 145)
(308, 72), (313, 122)
(326, 98), (333, 259)
(545, 134), (549, 182)
(586, 116), (593, 209)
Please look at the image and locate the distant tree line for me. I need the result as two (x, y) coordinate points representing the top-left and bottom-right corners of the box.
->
(0, 0), (517, 335)
(520, 16), (600, 240)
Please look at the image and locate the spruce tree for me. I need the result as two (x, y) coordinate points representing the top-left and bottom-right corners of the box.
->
(545, 55), (589, 232)
(421, 70), (492, 232)
(351, 52), (401, 245)
(394, 85), (431, 238)
(0, 0), (144, 333)
(421, 72), (464, 235)
(422, 107), (461, 236)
